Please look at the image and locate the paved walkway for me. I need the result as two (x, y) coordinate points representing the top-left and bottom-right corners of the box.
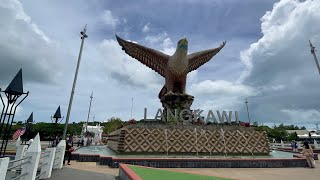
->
(164, 161), (320, 180)
(50, 162), (118, 180)
(49, 160), (320, 180)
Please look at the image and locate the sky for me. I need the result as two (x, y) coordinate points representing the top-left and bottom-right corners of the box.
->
(0, 0), (320, 130)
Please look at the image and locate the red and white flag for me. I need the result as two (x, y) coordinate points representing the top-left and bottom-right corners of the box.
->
(12, 127), (26, 140)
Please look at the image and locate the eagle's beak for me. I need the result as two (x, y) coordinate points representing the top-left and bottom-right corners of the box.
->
(181, 38), (188, 45)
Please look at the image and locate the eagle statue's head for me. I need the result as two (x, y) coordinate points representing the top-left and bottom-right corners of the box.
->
(177, 38), (188, 52)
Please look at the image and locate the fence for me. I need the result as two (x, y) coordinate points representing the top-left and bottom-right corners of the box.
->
(0, 133), (66, 180)
(270, 140), (319, 150)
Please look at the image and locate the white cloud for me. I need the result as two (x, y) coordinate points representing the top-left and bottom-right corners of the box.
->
(98, 39), (162, 91)
(161, 38), (176, 55)
(144, 32), (176, 55)
(101, 10), (119, 27)
(0, 0), (50, 43)
(187, 70), (198, 83)
(188, 79), (258, 115)
(0, 0), (65, 84)
(281, 109), (320, 124)
(190, 80), (257, 97)
(0, 96), (23, 117)
(145, 32), (169, 45)
(235, 0), (320, 124)
(142, 23), (150, 33)
(193, 97), (244, 112)
(239, 0), (320, 84)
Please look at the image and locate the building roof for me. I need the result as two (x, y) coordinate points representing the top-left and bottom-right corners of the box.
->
(286, 130), (309, 135)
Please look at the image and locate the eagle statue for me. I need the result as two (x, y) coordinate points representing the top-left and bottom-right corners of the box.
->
(116, 35), (226, 100)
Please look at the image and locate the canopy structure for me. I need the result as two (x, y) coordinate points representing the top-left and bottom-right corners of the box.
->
(298, 133), (320, 139)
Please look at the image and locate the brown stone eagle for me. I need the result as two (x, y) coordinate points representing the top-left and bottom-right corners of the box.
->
(115, 35), (226, 99)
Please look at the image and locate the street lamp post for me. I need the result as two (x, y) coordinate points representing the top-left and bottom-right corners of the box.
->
(245, 98), (251, 125)
(86, 92), (93, 132)
(309, 40), (320, 76)
(131, 98), (134, 119)
(62, 25), (88, 140)
(0, 69), (29, 157)
(51, 106), (64, 147)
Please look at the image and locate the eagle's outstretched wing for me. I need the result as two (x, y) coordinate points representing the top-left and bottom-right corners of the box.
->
(187, 41), (226, 72)
(116, 35), (170, 77)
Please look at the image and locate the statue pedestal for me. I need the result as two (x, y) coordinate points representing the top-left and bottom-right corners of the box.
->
(160, 93), (194, 122)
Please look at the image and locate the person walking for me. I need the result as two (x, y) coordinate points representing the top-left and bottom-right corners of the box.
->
(294, 141), (298, 152)
(291, 141), (295, 152)
(64, 137), (73, 165)
(302, 141), (315, 168)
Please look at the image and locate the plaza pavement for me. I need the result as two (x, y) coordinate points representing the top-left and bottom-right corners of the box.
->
(50, 160), (320, 180)
(166, 160), (320, 180)
(50, 162), (118, 180)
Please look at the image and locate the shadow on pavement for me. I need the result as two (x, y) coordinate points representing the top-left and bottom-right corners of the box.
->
(50, 167), (117, 180)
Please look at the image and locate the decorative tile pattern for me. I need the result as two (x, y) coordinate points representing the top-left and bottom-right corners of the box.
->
(108, 127), (269, 154)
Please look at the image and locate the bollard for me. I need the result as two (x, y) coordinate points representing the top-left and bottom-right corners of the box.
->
(84, 137), (87, 147)
(21, 133), (41, 180)
(53, 140), (65, 170)
(280, 140), (285, 148)
(39, 147), (56, 179)
(314, 140), (319, 149)
(0, 157), (9, 180)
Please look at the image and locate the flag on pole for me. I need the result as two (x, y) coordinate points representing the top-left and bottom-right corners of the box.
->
(12, 127), (26, 140)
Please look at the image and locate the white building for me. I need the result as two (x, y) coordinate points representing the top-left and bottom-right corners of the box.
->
(81, 123), (104, 142)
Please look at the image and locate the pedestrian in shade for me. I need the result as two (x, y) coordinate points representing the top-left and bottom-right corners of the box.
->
(64, 136), (74, 165)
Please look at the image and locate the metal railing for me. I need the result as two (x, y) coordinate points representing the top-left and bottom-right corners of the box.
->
(7, 160), (30, 171)
(7, 156), (31, 179)
(35, 171), (46, 180)
(9, 156), (31, 164)
(2, 135), (66, 180)
(11, 172), (28, 180)
(38, 162), (48, 169)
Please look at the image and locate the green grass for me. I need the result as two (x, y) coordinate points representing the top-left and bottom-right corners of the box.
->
(129, 165), (234, 180)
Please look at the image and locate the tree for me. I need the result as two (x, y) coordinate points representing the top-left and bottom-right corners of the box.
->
(254, 123), (307, 142)
(101, 117), (125, 133)
(287, 132), (298, 141)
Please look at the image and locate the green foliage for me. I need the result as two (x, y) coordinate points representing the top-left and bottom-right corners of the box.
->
(287, 132), (299, 141)
(253, 122), (259, 127)
(254, 123), (306, 141)
(8, 122), (83, 140)
(101, 117), (125, 133)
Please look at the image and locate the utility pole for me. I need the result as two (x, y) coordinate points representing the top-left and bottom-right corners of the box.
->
(62, 25), (88, 140)
(86, 91), (93, 132)
(245, 98), (251, 124)
(309, 40), (320, 76)
(92, 115), (95, 132)
(309, 40), (320, 133)
(131, 98), (134, 119)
